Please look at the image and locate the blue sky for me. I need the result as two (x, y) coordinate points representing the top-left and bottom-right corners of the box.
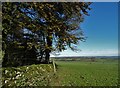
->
(51, 2), (118, 57)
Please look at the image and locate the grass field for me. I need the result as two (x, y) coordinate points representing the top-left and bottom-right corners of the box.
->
(1, 58), (119, 86)
(54, 59), (118, 86)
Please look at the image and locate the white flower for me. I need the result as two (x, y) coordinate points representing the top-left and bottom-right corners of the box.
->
(40, 67), (42, 69)
(37, 67), (39, 69)
(16, 72), (20, 74)
(5, 70), (8, 74)
(27, 67), (29, 69)
(9, 73), (12, 76)
(5, 80), (8, 84)
(12, 77), (15, 80)
(22, 75), (24, 77)
(42, 69), (46, 72)
(16, 75), (20, 79)
(29, 84), (33, 86)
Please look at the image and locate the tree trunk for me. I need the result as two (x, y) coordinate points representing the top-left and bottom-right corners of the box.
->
(45, 33), (52, 64)
(45, 49), (50, 64)
(2, 50), (8, 67)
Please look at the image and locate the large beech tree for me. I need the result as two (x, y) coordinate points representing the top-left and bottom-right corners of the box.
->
(2, 2), (91, 65)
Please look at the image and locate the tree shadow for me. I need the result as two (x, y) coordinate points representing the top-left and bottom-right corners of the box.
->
(2, 57), (52, 67)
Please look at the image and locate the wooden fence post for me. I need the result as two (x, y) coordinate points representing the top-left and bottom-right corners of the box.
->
(52, 58), (56, 73)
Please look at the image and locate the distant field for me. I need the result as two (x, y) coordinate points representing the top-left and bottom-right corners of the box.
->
(54, 59), (118, 86)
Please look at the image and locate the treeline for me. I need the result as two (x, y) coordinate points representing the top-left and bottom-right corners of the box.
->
(53, 56), (118, 61)
(53, 57), (96, 62)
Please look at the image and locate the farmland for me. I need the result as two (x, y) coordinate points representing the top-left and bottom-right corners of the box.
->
(54, 59), (118, 86)
(1, 58), (119, 87)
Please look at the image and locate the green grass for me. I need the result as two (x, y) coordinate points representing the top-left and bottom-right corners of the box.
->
(55, 60), (118, 86)
(1, 59), (118, 86)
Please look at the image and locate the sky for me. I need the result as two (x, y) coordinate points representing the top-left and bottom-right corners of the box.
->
(51, 2), (118, 57)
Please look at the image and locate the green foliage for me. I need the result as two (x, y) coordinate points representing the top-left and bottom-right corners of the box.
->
(2, 2), (91, 64)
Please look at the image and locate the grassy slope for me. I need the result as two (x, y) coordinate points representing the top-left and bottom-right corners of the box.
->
(1, 59), (118, 86)
(2, 64), (56, 87)
(55, 60), (118, 86)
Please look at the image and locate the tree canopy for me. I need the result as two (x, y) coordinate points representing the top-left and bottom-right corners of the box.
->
(2, 2), (91, 66)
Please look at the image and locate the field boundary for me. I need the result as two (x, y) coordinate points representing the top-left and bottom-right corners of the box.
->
(52, 58), (56, 73)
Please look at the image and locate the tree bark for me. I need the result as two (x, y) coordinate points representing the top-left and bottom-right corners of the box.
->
(45, 49), (50, 64)
(2, 50), (8, 67)
(45, 33), (52, 64)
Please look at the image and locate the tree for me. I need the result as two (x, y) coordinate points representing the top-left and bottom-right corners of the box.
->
(30, 2), (91, 63)
(2, 2), (91, 65)
(2, 2), (40, 66)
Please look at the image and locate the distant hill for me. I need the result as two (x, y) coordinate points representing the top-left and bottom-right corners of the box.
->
(51, 56), (119, 59)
